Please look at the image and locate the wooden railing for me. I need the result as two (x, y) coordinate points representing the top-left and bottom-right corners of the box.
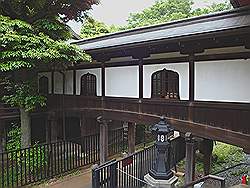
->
(0, 103), (19, 120)
(46, 95), (250, 135)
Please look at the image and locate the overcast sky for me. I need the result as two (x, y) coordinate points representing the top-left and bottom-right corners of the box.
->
(68, 0), (228, 34)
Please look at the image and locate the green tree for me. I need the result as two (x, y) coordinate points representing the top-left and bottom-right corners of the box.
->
(80, 17), (119, 39)
(0, 0), (99, 41)
(192, 2), (232, 17)
(0, 15), (90, 147)
(127, 0), (193, 28)
(80, 0), (232, 39)
(126, 0), (232, 29)
(0, 0), (99, 23)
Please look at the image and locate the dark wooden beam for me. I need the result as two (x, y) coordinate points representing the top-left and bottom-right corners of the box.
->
(189, 54), (195, 101)
(51, 71), (54, 94)
(101, 63), (105, 97)
(73, 68), (76, 95)
(71, 51), (250, 71)
(139, 59), (143, 99)
(0, 120), (6, 153)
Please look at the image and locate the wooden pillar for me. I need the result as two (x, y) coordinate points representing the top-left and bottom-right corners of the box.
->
(185, 132), (196, 185)
(51, 71), (54, 94)
(49, 112), (58, 142)
(0, 121), (6, 153)
(139, 59), (143, 99)
(73, 68), (76, 95)
(61, 71), (66, 140)
(128, 123), (136, 154)
(20, 109), (31, 148)
(97, 116), (109, 164)
(45, 115), (51, 144)
(101, 63), (105, 97)
(189, 54), (195, 102)
(80, 113), (86, 137)
(201, 139), (213, 175)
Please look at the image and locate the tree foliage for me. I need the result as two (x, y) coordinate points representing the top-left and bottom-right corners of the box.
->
(127, 0), (193, 28)
(0, 15), (90, 111)
(80, 17), (119, 39)
(80, 0), (232, 39)
(0, 0), (99, 23)
(0, 15), (90, 72)
(126, 0), (232, 29)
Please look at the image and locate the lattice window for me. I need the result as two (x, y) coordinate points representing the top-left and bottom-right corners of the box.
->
(39, 76), (49, 95)
(151, 69), (179, 99)
(81, 73), (97, 96)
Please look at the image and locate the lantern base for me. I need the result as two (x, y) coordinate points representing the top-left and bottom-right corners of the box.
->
(149, 168), (174, 180)
(144, 173), (178, 188)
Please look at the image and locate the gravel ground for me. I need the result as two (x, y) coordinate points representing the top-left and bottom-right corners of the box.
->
(201, 157), (250, 188)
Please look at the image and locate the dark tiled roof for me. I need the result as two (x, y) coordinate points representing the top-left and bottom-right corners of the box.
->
(72, 6), (250, 51)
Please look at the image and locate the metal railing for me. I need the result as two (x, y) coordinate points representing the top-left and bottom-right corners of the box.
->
(92, 144), (156, 188)
(181, 175), (226, 188)
(92, 136), (186, 188)
(0, 128), (124, 187)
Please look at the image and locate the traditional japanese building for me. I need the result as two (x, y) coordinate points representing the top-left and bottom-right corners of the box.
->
(1, 1), (250, 186)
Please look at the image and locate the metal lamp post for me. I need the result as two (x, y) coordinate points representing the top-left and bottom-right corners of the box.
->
(149, 116), (175, 180)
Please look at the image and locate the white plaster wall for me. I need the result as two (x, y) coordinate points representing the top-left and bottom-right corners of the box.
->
(38, 72), (52, 94)
(65, 70), (73, 95)
(76, 68), (101, 96)
(54, 72), (63, 94)
(143, 63), (189, 100)
(195, 59), (250, 103)
(106, 66), (139, 98)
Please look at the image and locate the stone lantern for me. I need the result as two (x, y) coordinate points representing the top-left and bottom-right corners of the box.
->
(144, 116), (178, 188)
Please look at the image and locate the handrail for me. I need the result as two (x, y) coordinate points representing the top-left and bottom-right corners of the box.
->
(181, 174), (225, 188)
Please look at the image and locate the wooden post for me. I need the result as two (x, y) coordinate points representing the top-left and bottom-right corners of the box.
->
(45, 115), (51, 144)
(73, 68), (76, 95)
(0, 121), (6, 153)
(62, 72), (66, 140)
(185, 132), (196, 185)
(201, 139), (213, 175)
(128, 122), (136, 154)
(49, 112), (58, 142)
(139, 59), (143, 99)
(97, 116), (109, 164)
(20, 108), (31, 148)
(80, 113), (86, 137)
(189, 54), (195, 102)
(101, 63), (105, 97)
(51, 71), (54, 94)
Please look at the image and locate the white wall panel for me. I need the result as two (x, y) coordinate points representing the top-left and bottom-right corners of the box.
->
(54, 72), (63, 94)
(143, 63), (189, 100)
(195, 59), (250, 103)
(106, 66), (139, 98)
(65, 70), (73, 95)
(76, 68), (101, 96)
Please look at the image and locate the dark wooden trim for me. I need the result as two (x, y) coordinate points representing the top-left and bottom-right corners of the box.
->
(71, 51), (250, 70)
(51, 71), (54, 94)
(73, 63), (102, 70)
(105, 60), (139, 68)
(101, 63), (105, 97)
(139, 59), (143, 98)
(73, 68), (76, 95)
(189, 54), (195, 101)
